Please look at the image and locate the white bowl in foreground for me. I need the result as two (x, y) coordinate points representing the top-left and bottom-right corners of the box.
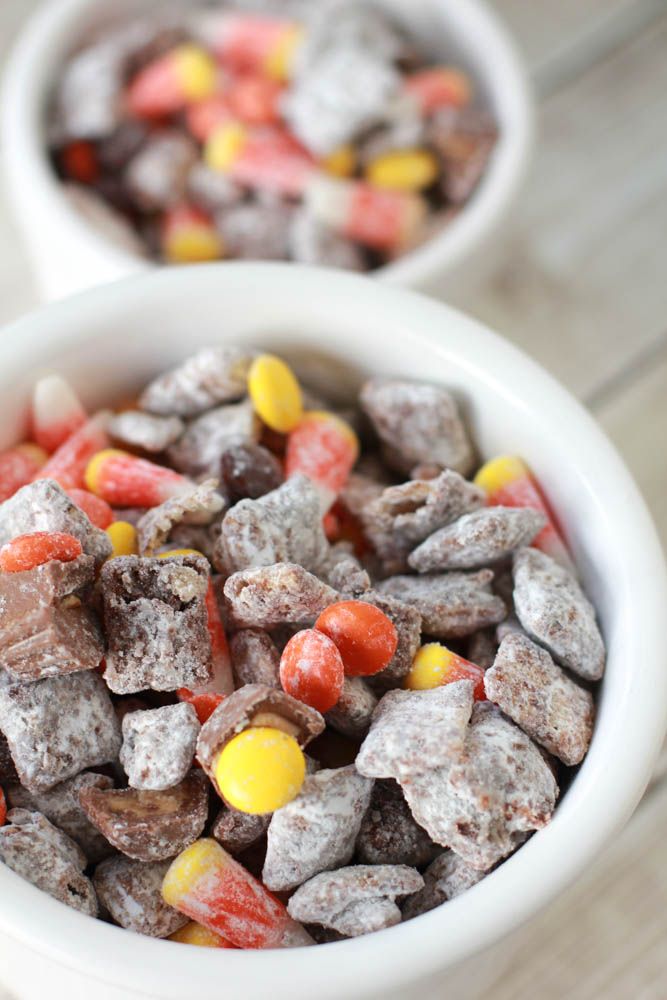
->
(1, 0), (532, 302)
(0, 264), (665, 1000)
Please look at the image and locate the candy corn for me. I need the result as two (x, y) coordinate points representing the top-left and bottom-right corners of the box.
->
(66, 488), (114, 529)
(126, 44), (218, 119)
(205, 123), (315, 197)
(105, 521), (138, 558)
(0, 444), (47, 503)
(202, 13), (303, 81)
(404, 67), (472, 115)
(169, 921), (235, 948)
(36, 412), (111, 490)
(161, 205), (224, 264)
(32, 374), (87, 454)
(226, 74), (284, 126)
(405, 642), (486, 700)
(186, 95), (233, 142)
(285, 411), (358, 511)
(0, 531), (83, 574)
(85, 449), (191, 508)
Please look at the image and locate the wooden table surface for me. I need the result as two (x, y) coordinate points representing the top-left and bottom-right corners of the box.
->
(0, 2), (666, 998)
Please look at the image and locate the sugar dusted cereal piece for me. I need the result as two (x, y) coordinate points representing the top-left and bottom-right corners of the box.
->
(140, 347), (253, 417)
(109, 411), (184, 453)
(409, 507), (546, 573)
(94, 856), (188, 937)
(356, 681), (474, 783)
(359, 592), (422, 691)
(223, 563), (338, 629)
(513, 547), (605, 682)
(403, 703), (558, 868)
(401, 850), (485, 920)
(485, 633), (594, 766)
(356, 780), (437, 868)
(212, 806), (270, 856)
(220, 441), (284, 503)
(136, 479), (224, 555)
(263, 765), (373, 891)
(0, 809), (97, 915)
(0, 479), (112, 567)
(288, 864), (423, 937)
(6, 772), (114, 864)
(325, 551), (371, 597)
(216, 201), (294, 260)
(229, 629), (281, 688)
(120, 703), (200, 790)
(0, 669), (120, 793)
(376, 570), (506, 639)
(79, 770), (209, 862)
(124, 131), (197, 212)
(325, 676), (377, 739)
(289, 210), (365, 270)
(168, 400), (260, 477)
(101, 555), (212, 694)
(216, 475), (329, 574)
(187, 162), (244, 211)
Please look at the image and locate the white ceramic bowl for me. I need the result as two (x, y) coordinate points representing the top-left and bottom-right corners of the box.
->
(1, 0), (532, 301)
(0, 264), (665, 1000)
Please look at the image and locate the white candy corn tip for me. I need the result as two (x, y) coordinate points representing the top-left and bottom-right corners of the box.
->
(33, 374), (85, 427)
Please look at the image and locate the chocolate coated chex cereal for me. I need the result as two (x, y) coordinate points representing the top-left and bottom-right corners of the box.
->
(409, 507), (546, 573)
(79, 770), (209, 862)
(168, 400), (260, 478)
(402, 850), (485, 920)
(223, 563), (338, 629)
(338, 470), (387, 521)
(229, 629), (281, 689)
(139, 347), (252, 417)
(220, 441), (284, 503)
(325, 676), (377, 739)
(263, 765), (373, 891)
(101, 555), (212, 694)
(120, 703), (200, 790)
(212, 806), (270, 856)
(216, 202), (294, 261)
(377, 569), (506, 639)
(485, 633), (594, 766)
(94, 856), (188, 937)
(216, 475), (329, 574)
(109, 411), (184, 453)
(431, 107), (498, 205)
(187, 163), (244, 213)
(136, 479), (224, 555)
(0, 668), (121, 793)
(513, 547), (606, 682)
(360, 378), (475, 477)
(356, 780), (437, 867)
(125, 131), (197, 212)
(325, 547), (371, 597)
(0, 809), (97, 915)
(289, 211), (365, 271)
(360, 591), (421, 690)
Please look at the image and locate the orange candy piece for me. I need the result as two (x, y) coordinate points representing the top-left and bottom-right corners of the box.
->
(285, 411), (358, 511)
(59, 140), (99, 185)
(161, 205), (224, 264)
(37, 412), (111, 490)
(186, 94), (233, 142)
(226, 74), (283, 125)
(66, 488), (114, 529)
(177, 690), (226, 726)
(280, 628), (345, 713)
(0, 531), (82, 573)
(84, 449), (191, 508)
(0, 444), (48, 503)
(404, 67), (472, 114)
(315, 600), (398, 678)
(126, 44), (217, 119)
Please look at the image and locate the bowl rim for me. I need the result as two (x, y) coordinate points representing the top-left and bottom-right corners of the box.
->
(0, 262), (665, 998)
(0, 0), (534, 292)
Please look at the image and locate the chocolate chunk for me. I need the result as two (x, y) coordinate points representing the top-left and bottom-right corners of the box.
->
(229, 629), (281, 688)
(360, 379), (474, 477)
(0, 669), (121, 793)
(263, 765), (373, 891)
(485, 633), (595, 766)
(223, 563), (338, 629)
(6, 772), (114, 864)
(79, 770), (209, 862)
(359, 592), (421, 691)
(120, 704), (200, 790)
(325, 677), (377, 739)
(513, 548), (605, 682)
(211, 807), (270, 855)
(220, 442), (284, 503)
(216, 475), (329, 574)
(0, 479), (111, 566)
(140, 347), (252, 417)
(356, 781), (437, 867)
(136, 479), (224, 555)
(0, 554), (104, 682)
(167, 400), (260, 478)
(408, 507), (546, 573)
(109, 411), (184, 453)
(94, 856), (188, 937)
(401, 850), (485, 920)
(376, 570), (506, 638)
(0, 809), (97, 915)
(100, 555), (212, 694)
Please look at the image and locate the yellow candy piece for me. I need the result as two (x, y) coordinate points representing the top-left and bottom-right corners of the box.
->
(405, 642), (455, 690)
(169, 921), (227, 948)
(164, 224), (224, 265)
(105, 521), (138, 559)
(156, 548), (203, 559)
(474, 455), (529, 494)
(264, 25), (303, 81)
(84, 448), (119, 495)
(366, 149), (439, 192)
(204, 123), (247, 173)
(247, 354), (303, 433)
(322, 145), (357, 178)
(163, 838), (223, 908)
(174, 44), (218, 102)
(214, 726), (305, 814)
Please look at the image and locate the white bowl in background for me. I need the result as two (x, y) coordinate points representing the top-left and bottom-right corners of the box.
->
(1, 0), (532, 301)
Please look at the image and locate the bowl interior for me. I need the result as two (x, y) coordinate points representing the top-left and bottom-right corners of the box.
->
(0, 264), (664, 1000)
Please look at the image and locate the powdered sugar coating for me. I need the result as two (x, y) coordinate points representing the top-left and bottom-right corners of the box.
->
(325, 676), (377, 739)
(377, 570), (506, 639)
(94, 856), (188, 937)
(212, 806), (270, 855)
(402, 850), (485, 919)
(289, 210), (365, 270)
(229, 629), (281, 688)
(513, 547), (605, 682)
(0, 809), (97, 915)
(324, 548), (371, 597)
(409, 507), (547, 573)
(216, 201), (294, 260)
(120, 703), (200, 790)
(109, 411), (184, 453)
(356, 780), (437, 867)
(223, 563), (338, 629)
(167, 400), (260, 477)
(359, 592), (422, 691)
(485, 633), (594, 766)
(136, 479), (224, 555)
(263, 765), (373, 891)
(139, 347), (252, 417)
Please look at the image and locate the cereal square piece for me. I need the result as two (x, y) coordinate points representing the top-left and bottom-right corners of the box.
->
(402, 703), (558, 869)
(360, 378), (475, 477)
(324, 547), (371, 597)
(408, 507), (546, 573)
(216, 475), (329, 574)
(79, 770), (209, 862)
(120, 703), (200, 790)
(0, 668), (121, 793)
(212, 806), (270, 856)
(376, 570), (506, 639)
(229, 629), (281, 688)
(167, 400), (260, 477)
(484, 633), (594, 765)
(94, 856), (188, 937)
(356, 780), (438, 868)
(263, 765), (373, 891)
(139, 347), (253, 417)
(430, 108), (498, 205)
(0, 555), (104, 682)
(289, 210), (365, 271)
(136, 479), (224, 555)
(6, 771), (114, 864)
(0, 479), (112, 566)
(217, 202), (294, 261)
(360, 592), (421, 691)
(401, 850), (485, 920)
(109, 411), (184, 453)
(223, 563), (338, 629)
(356, 682), (475, 783)
(325, 677), (377, 739)
(0, 809), (97, 915)
(125, 130), (197, 212)
(100, 555), (212, 694)
(513, 547), (606, 681)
